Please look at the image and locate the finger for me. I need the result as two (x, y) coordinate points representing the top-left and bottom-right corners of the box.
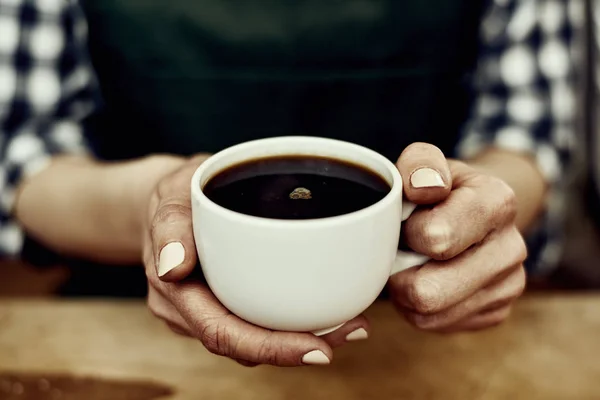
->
(171, 283), (334, 367)
(235, 359), (260, 368)
(404, 160), (517, 260)
(319, 314), (370, 348)
(232, 315), (371, 366)
(151, 166), (199, 282)
(396, 142), (452, 204)
(400, 265), (525, 331)
(165, 321), (194, 337)
(438, 305), (513, 333)
(389, 227), (527, 315)
(147, 284), (194, 331)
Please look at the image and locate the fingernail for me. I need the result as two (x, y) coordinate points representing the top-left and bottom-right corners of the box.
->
(345, 328), (369, 341)
(158, 242), (185, 277)
(301, 350), (330, 365)
(410, 168), (445, 188)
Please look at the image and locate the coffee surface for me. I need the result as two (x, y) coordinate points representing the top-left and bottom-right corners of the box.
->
(203, 156), (391, 220)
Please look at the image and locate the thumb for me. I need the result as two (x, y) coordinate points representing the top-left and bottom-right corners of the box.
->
(150, 155), (210, 282)
(152, 198), (197, 282)
(396, 142), (452, 204)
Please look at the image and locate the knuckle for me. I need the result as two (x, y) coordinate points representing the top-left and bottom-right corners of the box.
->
(491, 307), (512, 326)
(146, 272), (163, 291)
(512, 266), (527, 298)
(514, 232), (528, 263)
(482, 298), (511, 312)
(146, 301), (160, 320)
(464, 187), (490, 226)
(507, 228), (528, 265)
(489, 268), (526, 308)
(199, 325), (224, 356)
(146, 296), (165, 321)
(147, 191), (161, 222)
(485, 319), (504, 329)
(165, 320), (191, 337)
(399, 142), (444, 162)
(495, 227), (528, 271)
(156, 175), (176, 198)
(407, 276), (443, 314)
(407, 313), (438, 330)
(144, 260), (163, 287)
(152, 203), (192, 229)
(155, 164), (193, 198)
(479, 307), (513, 330)
(468, 173), (492, 190)
(255, 335), (285, 365)
(199, 320), (236, 358)
(144, 256), (155, 276)
(420, 219), (455, 260)
(167, 324), (187, 336)
(490, 178), (518, 222)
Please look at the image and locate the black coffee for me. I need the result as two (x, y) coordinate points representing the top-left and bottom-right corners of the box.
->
(203, 155), (391, 220)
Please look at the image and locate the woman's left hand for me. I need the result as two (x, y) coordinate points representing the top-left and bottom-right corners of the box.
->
(389, 143), (527, 333)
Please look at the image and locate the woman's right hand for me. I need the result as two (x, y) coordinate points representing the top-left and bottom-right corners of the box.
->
(140, 154), (370, 367)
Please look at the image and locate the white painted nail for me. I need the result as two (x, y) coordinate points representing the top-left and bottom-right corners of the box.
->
(301, 350), (330, 365)
(410, 168), (445, 188)
(345, 328), (369, 341)
(158, 242), (185, 277)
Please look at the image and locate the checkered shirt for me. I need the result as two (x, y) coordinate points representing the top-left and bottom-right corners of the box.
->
(0, 0), (579, 275)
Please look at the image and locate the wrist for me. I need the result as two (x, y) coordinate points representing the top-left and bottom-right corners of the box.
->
(119, 155), (187, 253)
(14, 154), (187, 263)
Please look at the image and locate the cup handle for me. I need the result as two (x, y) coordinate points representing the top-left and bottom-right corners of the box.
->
(390, 200), (430, 275)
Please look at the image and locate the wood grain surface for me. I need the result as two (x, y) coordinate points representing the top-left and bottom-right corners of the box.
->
(0, 296), (599, 399)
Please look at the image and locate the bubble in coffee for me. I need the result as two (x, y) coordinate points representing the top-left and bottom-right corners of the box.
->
(203, 155), (391, 220)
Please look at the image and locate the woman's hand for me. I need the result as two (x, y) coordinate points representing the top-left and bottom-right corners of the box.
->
(141, 155), (370, 367)
(389, 143), (527, 333)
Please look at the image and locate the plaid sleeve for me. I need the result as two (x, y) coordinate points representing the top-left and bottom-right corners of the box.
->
(457, 0), (580, 275)
(0, 0), (99, 256)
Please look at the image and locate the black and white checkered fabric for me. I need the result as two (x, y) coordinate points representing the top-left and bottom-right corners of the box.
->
(459, 0), (579, 274)
(0, 0), (579, 276)
(0, 0), (99, 254)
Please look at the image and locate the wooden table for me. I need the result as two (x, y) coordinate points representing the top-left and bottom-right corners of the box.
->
(0, 295), (599, 400)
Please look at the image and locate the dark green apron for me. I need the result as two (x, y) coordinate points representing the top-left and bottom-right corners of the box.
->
(81, 0), (484, 163)
(52, 0), (484, 297)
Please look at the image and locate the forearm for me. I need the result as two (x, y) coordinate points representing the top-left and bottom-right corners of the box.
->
(465, 148), (547, 234)
(14, 155), (185, 264)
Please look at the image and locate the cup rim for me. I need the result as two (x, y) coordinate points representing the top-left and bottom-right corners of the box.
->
(190, 136), (403, 228)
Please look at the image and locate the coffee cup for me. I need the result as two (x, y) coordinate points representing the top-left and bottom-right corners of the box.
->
(190, 136), (429, 335)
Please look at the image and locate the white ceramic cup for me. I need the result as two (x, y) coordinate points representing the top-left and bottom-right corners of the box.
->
(190, 136), (429, 335)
